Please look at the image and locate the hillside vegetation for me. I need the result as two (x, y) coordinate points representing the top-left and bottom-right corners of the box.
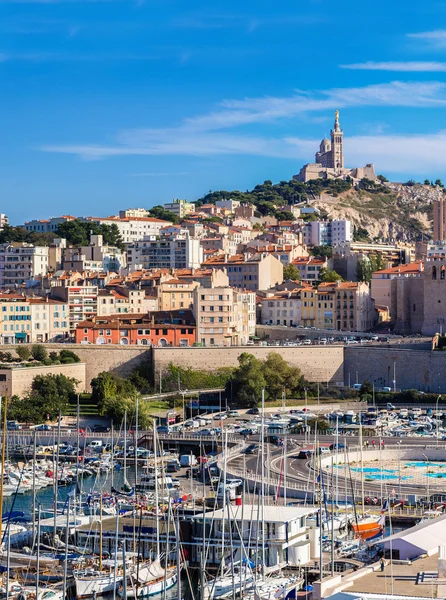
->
(198, 177), (443, 242)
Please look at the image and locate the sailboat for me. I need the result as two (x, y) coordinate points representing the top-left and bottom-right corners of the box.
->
(121, 559), (178, 598)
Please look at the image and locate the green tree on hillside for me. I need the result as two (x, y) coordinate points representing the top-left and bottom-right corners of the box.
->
(226, 353), (266, 407)
(319, 268), (343, 283)
(283, 264), (301, 281)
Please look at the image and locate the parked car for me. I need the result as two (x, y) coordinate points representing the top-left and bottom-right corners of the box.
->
(33, 424), (50, 431)
(226, 410), (240, 418)
(156, 426), (170, 434)
(92, 424), (110, 433)
(246, 408), (260, 415)
(7, 421), (21, 431)
(243, 444), (259, 455)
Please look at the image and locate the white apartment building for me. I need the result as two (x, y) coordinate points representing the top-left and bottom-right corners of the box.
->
(215, 199), (240, 211)
(0, 215), (8, 229)
(51, 283), (98, 333)
(118, 208), (151, 219)
(84, 216), (172, 244)
(29, 298), (69, 343)
(301, 219), (351, 247)
(24, 215), (76, 233)
(61, 235), (126, 272)
(163, 199), (196, 217)
(127, 233), (203, 271)
(0, 243), (49, 289)
(260, 290), (303, 326)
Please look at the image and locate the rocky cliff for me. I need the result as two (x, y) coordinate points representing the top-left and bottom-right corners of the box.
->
(311, 182), (441, 242)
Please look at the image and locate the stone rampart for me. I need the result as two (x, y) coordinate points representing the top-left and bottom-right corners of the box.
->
(152, 346), (344, 383)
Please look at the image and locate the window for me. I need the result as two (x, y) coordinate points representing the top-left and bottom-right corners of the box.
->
(163, 329), (167, 335)
(442, 266), (446, 280)
(433, 266), (437, 280)
(84, 328), (88, 334)
(210, 317), (215, 323)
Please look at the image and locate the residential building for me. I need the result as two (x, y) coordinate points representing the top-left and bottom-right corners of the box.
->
(0, 294), (69, 344)
(60, 235), (126, 272)
(252, 244), (308, 266)
(371, 262), (424, 311)
(23, 215), (77, 233)
(127, 232), (203, 271)
(200, 236), (238, 257)
(157, 278), (198, 311)
(260, 288), (305, 326)
(427, 241), (446, 257)
(301, 219), (351, 247)
(28, 298), (70, 342)
(332, 241), (414, 281)
(333, 281), (376, 331)
(75, 311), (196, 346)
(97, 288), (152, 316)
(234, 204), (255, 219)
(0, 214), (8, 229)
(0, 294), (31, 343)
(292, 256), (327, 282)
(84, 216), (172, 244)
(50, 274), (98, 334)
(214, 199), (240, 212)
(202, 253), (283, 292)
(163, 199), (195, 217)
(118, 208), (151, 219)
(194, 286), (256, 346)
(316, 282), (336, 329)
(0, 243), (49, 288)
(433, 198), (446, 241)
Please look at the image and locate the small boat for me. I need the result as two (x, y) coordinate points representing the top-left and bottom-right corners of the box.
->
(120, 560), (178, 598)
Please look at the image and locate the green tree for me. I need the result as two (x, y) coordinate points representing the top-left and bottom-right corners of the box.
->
(377, 175), (388, 183)
(356, 259), (372, 283)
(91, 372), (137, 414)
(8, 373), (78, 423)
(283, 264), (301, 281)
(49, 351), (60, 364)
(147, 206), (180, 224)
(16, 346), (31, 362)
(102, 396), (153, 429)
(360, 380), (373, 396)
(31, 344), (48, 362)
(56, 219), (125, 250)
(275, 211), (295, 221)
(424, 179), (430, 186)
(435, 179), (444, 188)
(59, 349), (81, 364)
(319, 267), (343, 283)
(227, 353), (266, 407)
(310, 245), (333, 259)
(263, 352), (304, 399)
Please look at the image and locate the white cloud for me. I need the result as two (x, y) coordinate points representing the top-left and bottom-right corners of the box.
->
(40, 80), (446, 172)
(407, 30), (446, 48)
(340, 61), (446, 72)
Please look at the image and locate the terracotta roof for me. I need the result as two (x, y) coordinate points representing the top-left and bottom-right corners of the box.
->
(373, 261), (424, 275)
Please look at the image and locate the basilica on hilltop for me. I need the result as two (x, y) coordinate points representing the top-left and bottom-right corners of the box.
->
(294, 110), (377, 183)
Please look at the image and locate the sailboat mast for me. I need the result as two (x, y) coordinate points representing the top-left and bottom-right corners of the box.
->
(0, 396), (8, 543)
(35, 505), (41, 600)
(359, 413), (364, 519)
(54, 408), (62, 542)
(261, 389), (266, 575)
(63, 497), (70, 599)
(124, 411), (127, 486)
(99, 495), (103, 571)
(153, 418), (160, 558)
(32, 430), (37, 537)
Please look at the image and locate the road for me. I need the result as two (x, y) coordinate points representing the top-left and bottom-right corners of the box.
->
(227, 434), (446, 499)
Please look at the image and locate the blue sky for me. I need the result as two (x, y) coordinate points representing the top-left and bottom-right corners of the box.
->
(3, 0), (446, 223)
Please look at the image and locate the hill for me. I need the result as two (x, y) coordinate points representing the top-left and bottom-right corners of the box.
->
(198, 178), (443, 242)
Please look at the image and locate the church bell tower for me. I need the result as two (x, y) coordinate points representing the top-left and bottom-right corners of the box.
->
(330, 110), (344, 170)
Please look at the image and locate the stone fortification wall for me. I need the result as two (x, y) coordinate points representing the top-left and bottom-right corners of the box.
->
(152, 346), (344, 384)
(344, 346), (446, 393)
(2, 344), (151, 389)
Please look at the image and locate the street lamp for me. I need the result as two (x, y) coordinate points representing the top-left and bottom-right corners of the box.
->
(179, 389), (188, 422)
